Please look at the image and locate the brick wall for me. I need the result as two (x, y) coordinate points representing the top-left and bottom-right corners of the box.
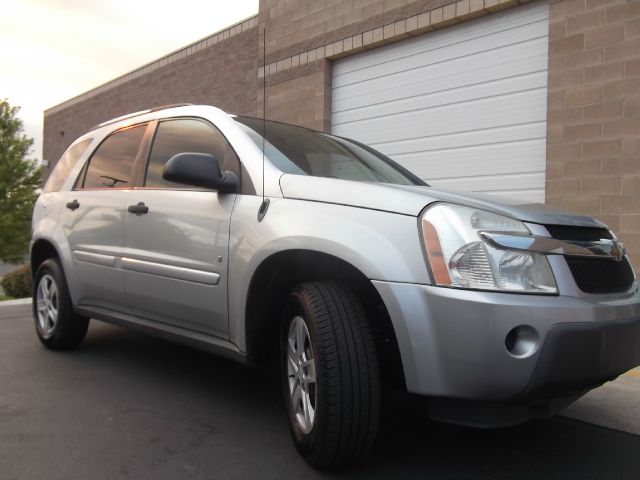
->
(43, 23), (258, 179)
(546, 0), (640, 264)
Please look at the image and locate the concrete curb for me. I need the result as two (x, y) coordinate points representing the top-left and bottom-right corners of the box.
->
(0, 298), (31, 306)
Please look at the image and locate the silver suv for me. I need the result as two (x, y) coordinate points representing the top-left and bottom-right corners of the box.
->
(32, 104), (640, 467)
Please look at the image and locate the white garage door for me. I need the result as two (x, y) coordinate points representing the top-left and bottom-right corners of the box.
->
(331, 1), (549, 203)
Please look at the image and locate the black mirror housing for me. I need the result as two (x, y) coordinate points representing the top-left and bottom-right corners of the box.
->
(162, 152), (238, 192)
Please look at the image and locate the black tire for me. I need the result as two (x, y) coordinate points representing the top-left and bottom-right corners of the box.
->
(281, 281), (380, 468)
(32, 258), (89, 350)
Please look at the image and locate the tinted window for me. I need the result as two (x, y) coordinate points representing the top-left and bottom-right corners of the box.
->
(82, 125), (146, 189)
(234, 116), (424, 186)
(145, 119), (239, 189)
(43, 139), (92, 193)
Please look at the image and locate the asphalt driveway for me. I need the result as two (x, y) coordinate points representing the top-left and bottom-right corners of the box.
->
(1, 301), (638, 479)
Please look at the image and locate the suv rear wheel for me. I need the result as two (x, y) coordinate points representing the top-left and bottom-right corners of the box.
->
(33, 258), (89, 350)
(281, 282), (380, 468)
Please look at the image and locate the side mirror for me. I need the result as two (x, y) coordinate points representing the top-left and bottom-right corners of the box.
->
(162, 152), (238, 192)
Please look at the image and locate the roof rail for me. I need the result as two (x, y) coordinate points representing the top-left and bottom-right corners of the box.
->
(89, 103), (193, 131)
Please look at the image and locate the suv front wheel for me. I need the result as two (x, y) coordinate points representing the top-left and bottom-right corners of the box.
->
(33, 258), (89, 350)
(281, 282), (380, 468)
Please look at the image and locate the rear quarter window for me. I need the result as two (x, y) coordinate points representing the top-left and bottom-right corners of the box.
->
(43, 139), (92, 193)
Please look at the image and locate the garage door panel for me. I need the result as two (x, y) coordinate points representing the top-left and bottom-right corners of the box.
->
(336, 90), (547, 144)
(371, 123), (546, 156)
(332, 44), (548, 117)
(333, 23), (547, 92)
(430, 172), (545, 193)
(331, 1), (549, 203)
(333, 69), (548, 127)
(396, 139), (546, 180)
(333, 4), (549, 78)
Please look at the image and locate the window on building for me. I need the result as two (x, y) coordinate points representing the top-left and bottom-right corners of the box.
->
(144, 118), (240, 189)
(80, 124), (146, 189)
(43, 139), (92, 193)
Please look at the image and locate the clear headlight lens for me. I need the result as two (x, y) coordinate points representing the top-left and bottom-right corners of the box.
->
(420, 203), (557, 294)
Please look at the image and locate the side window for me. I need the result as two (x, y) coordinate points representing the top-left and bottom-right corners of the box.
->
(43, 139), (92, 193)
(144, 119), (240, 189)
(80, 124), (146, 189)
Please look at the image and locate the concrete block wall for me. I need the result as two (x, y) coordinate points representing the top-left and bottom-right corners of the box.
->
(546, 0), (640, 264)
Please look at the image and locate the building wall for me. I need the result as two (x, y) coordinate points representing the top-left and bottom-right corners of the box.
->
(546, 0), (640, 263)
(42, 17), (259, 179)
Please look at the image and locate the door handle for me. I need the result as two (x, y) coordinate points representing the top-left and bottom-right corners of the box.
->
(66, 199), (80, 210)
(127, 202), (149, 215)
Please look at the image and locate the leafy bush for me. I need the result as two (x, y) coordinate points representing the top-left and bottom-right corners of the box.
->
(1, 265), (32, 298)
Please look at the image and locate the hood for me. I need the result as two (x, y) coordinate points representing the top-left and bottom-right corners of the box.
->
(279, 174), (606, 228)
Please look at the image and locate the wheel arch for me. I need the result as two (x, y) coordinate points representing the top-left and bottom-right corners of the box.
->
(30, 239), (61, 277)
(244, 249), (406, 390)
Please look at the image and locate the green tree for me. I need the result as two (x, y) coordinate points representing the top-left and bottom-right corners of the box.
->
(0, 99), (41, 263)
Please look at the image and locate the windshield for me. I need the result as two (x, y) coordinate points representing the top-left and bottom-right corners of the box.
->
(234, 116), (425, 186)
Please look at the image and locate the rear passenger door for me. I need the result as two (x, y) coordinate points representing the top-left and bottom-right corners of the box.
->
(122, 118), (237, 337)
(60, 123), (148, 313)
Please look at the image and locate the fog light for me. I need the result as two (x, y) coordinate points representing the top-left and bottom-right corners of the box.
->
(505, 326), (539, 357)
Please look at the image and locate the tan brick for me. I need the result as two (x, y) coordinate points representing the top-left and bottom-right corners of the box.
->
(565, 48), (604, 69)
(604, 78), (640, 99)
(546, 161), (564, 179)
(372, 27), (384, 43)
(565, 158), (603, 177)
(621, 214), (640, 233)
(601, 195), (640, 213)
(548, 124), (565, 145)
(584, 100), (624, 121)
(456, 0), (470, 17)
(430, 7), (443, 26)
(549, 55), (566, 74)
(417, 11), (431, 30)
(623, 176), (640, 195)
(593, 214), (621, 233)
(603, 117), (640, 138)
(621, 157), (640, 174)
(606, 38), (640, 62)
(549, 69), (584, 91)
(548, 144), (581, 163)
(625, 98), (640, 117)
(546, 195), (563, 208)
(405, 15), (418, 33)
(567, 9), (605, 35)
(565, 123), (603, 143)
(549, 91), (565, 111)
(547, 179), (581, 195)
(561, 195), (602, 214)
(603, 158), (622, 174)
(584, 62), (625, 85)
(606, 2), (640, 23)
(549, 34), (585, 57)
(383, 23), (395, 39)
(442, 2), (458, 23)
(585, 25), (626, 48)
(624, 138), (640, 155)
(626, 59), (640, 77)
(582, 176), (621, 194)
(586, 0), (618, 11)
(548, 107), (583, 124)
(362, 29), (373, 46)
(565, 86), (603, 106)
(583, 139), (623, 159)
(551, 0), (585, 18)
(550, 20), (566, 41)
(469, 0), (484, 13)
(627, 18), (640, 38)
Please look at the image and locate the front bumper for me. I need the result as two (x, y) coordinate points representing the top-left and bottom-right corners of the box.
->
(373, 281), (640, 404)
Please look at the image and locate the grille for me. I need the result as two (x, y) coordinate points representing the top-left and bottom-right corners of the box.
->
(566, 257), (635, 293)
(545, 225), (634, 294)
(544, 224), (613, 241)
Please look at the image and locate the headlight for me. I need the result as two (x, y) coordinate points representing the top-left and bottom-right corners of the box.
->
(420, 203), (557, 294)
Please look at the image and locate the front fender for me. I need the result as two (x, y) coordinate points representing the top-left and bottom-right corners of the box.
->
(228, 195), (430, 351)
